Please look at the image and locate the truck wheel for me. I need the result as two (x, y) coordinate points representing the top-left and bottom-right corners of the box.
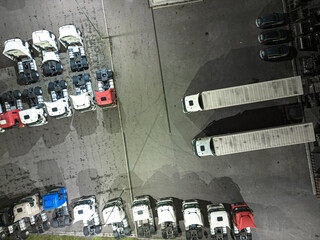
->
(22, 89), (30, 98)
(162, 230), (167, 239)
(124, 227), (131, 235)
(137, 227), (143, 237)
(48, 82), (55, 92)
(150, 225), (156, 234)
(51, 218), (59, 228)
(57, 62), (63, 74)
(59, 80), (67, 89)
(113, 231), (119, 239)
(43, 221), (50, 231)
(70, 60), (76, 72)
(82, 57), (88, 70)
(197, 229), (203, 239)
(173, 227), (179, 237)
(96, 71), (101, 81)
(43, 64), (50, 77)
(64, 216), (71, 226)
(31, 225), (38, 233)
(20, 230), (30, 240)
(83, 226), (89, 236)
(72, 76), (78, 86)
(34, 86), (42, 96)
(31, 71), (39, 82)
(1, 93), (8, 102)
(13, 90), (21, 99)
(186, 231), (191, 240)
(83, 73), (90, 82)
(0, 232), (6, 240)
(94, 225), (101, 234)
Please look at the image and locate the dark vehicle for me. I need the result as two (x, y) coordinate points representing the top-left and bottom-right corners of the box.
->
(258, 29), (288, 44)
(260, 45), (290, 60)
(256, 13), (285, 29)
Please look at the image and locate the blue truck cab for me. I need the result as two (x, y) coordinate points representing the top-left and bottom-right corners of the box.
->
(42, 187), (67, 210)
(42, 187), (71, 228)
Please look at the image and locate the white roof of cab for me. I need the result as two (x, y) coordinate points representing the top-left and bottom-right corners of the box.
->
(3, 39), (32, 61)
(32, 30), (58, 52)
(183, 94), (202, 113)
(157, 205), (176, 224)
(13, 194), (42, 222)
(132, 204), (150, 222)
(70, 93), (91, 110)
(102, 206), (125, 224)
(194, 137), (214, 157)
(19, 109), (42, 124)
(44, 99), (68, 117)
(58, 25), (83, 47)
(42, 51), (59, 63)
(183, 207), (203, 227)
(209, 210), (230, 229)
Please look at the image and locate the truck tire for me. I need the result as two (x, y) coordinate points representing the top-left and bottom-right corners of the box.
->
(70, 60), (76, 72)
(124, 227), (131, 235)
(13, 90), (21, 99)
(162, 230), (167, 239)
(186, 231), (191, 240)
(173, 227), (179, 237)
(57, 62), (63, 75)
(43, 64), (50, 77)
(43, 221), (50, 231)
(72, 76), (78, 86)
(64, 216), (71, 226)
(0, 232), (6, 240)
(31, 71), (39, 82)
(150, 225), (156, 234)
(113, 231), (119, 239)
(1, 93), (8, 102)
(83, 226), (89, 236)
(51, 218), (59, 228)
(96, 71), (101, 81)
(21, 230), (30, 240)
(83, 73), (90, 82)
(31, 225), (38, 233)
(197, 229), (203, 239)
(34, 86), (42, 96)
(60, 80), (67, 89)
(95, 225), (101, 234)
(82, 57), (88, 70)
(137, 227), (143, 237)
(48, 82), (55, 92)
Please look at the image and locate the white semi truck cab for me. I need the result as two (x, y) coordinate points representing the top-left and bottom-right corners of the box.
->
(69, 74), (96, 112)
(19, 87), (48, 127)
(73, 196), (101, 236)
(207, 203), (231, 240)
(2, 38), (39, 84)
(9, 194), (50, 235)
(182, 200), (203, 240)
(131, 195), (156, 238)
(44, 80), (72, 119)
(102, 197), (131, 239)
(58, 24), (88, 72)
(156, 197), (179, 239)
(32, 30), (63, 77)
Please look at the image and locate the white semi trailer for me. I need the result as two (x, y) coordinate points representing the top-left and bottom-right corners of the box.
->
(193, 123), (315, 157)
(182, 76), (303, 113)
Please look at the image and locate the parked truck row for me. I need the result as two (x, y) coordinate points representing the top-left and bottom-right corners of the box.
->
(182, 76), (316, 157)
(0, 24), (117, 133)
(0, 189), (256, 240)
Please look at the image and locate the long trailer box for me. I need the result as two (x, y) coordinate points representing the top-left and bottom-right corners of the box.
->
(193, 123), (315, 157)
(182, 76), (303, 113)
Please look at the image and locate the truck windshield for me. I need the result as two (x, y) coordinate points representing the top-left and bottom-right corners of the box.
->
(74, 200), (91, 207)
(208, 206), (224, 213)
(132, 200), (149, 207)
(157, 201), (173, 208)
(183, 203), (199, 210)
(233, 206), (251, 213)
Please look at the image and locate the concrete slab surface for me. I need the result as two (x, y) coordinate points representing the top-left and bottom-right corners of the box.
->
(0, 0), (319, 239)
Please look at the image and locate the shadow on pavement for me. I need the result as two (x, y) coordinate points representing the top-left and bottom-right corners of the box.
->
(36, 159), (65, 189)
(102, 108), (121, 134)
(195, 103), (303, 139)
(72, 110), (99, 137)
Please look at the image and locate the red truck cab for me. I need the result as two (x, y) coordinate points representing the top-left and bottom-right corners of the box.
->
(94, 89), (117, 109)
(0, 110), (25, 132)
(231, 202), (256, 239)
